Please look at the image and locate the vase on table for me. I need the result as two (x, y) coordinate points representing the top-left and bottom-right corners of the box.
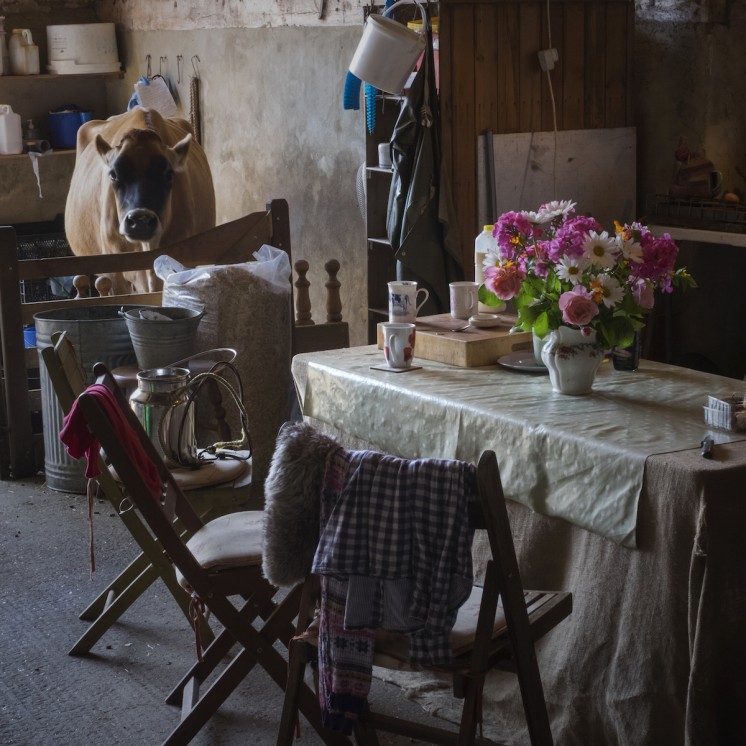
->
(541, 325), (605, 395)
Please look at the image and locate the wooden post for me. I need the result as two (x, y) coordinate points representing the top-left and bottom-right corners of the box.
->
(94, 276), (113, 297)
(294, 260), (314, 326)
(73, 275), (91, 299)
(324, 259), (343, 323)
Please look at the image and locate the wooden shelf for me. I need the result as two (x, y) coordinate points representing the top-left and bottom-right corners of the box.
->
(0, 149), (75, 161)
(368, 236), (392, 247)
(649, 224), (746, 248)
(0, 72), (123, 81)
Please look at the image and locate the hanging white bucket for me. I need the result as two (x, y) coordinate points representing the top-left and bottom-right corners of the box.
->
(349, 0), (426, 95)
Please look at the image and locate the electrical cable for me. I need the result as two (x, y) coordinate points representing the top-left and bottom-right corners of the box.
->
(545, 0), (559, 200)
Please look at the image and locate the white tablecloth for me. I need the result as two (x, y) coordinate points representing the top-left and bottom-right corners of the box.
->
(293, 346), (745, 546)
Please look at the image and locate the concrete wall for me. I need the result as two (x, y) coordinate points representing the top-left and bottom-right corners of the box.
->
(96, 1), (371, 344)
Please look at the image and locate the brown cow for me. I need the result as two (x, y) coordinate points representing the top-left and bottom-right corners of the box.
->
(65, 106), (216, 294)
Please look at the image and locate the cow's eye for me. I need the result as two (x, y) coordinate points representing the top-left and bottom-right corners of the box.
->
(108, 169), (118, 184)
(164, 168), (174, 185)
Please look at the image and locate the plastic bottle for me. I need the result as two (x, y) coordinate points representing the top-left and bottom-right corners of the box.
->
(0, 104), (23, 154)
(475, 224), (497, 313)
(9, 29), (38, 75)
(0, 17), (9, 76)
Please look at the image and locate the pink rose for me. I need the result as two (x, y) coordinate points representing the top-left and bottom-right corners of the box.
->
(484, 263), (525, 300)
(558, 285), (599, 326)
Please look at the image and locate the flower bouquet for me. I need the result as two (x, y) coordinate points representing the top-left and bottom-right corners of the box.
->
(479, 200), (696, 350)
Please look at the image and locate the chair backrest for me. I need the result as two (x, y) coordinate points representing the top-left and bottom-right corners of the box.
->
(40, 331), (86, 415)
(76, 364), (207, 558)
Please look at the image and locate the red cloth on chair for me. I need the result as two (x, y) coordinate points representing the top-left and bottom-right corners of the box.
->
(60, 383), (162, 501)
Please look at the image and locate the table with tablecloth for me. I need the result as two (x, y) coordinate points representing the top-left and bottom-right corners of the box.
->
(292, 345), (746, 745)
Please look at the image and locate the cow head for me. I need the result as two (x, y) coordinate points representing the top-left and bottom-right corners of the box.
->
(95, 128), (191, 246)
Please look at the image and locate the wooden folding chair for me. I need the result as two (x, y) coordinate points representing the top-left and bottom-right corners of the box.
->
(71, 364), (347, 746)
(274, 443), (572, 746)
(43, 331), (251, 656)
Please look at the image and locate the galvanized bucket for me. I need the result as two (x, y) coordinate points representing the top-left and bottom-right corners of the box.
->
(34, 305), (142, 494)
(122, 306), (204, 370)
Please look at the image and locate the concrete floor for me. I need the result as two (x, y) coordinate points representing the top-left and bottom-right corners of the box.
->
(0, 476), (449, 746)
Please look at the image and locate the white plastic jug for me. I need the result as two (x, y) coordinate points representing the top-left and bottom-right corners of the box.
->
(9, 29), (39, 75)
(0, 104), (23, 154)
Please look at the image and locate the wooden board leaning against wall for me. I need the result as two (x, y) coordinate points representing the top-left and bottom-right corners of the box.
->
(438, 0), (634, 275)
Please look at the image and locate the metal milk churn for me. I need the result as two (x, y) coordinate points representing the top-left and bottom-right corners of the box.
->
(129, 367), (199, 467)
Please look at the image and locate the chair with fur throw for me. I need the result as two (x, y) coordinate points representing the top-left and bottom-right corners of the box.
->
(262, 421), (572, 745)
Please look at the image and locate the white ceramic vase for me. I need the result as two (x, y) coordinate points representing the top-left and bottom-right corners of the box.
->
(541, 325), (605, 395)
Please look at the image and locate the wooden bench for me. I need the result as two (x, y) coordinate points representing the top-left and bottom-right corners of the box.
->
(0, 199), (349, 480)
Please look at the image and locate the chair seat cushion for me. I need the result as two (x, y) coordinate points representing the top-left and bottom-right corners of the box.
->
(302, 585), (511, 671)
(176, 511), (264, 589)
(372, 585), (504, 669)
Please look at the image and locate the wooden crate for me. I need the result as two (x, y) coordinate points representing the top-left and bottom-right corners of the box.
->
(378, 313), (532, 368)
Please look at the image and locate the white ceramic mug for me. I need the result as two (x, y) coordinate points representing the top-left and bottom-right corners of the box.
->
(382, 322), (416, 369)
(388, 281), (429, 323)
(449, 281), (479, 320)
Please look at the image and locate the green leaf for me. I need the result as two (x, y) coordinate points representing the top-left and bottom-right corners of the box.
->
(477, 286), (506, 309)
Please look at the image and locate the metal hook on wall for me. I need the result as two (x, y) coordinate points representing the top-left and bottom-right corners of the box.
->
(146, 53), (152, 78)
(191, 55), (200, 79)
(176, 55), (183, 84)
(159, 56), (167, 77)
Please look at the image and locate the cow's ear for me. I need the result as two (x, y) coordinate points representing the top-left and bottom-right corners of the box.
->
(95, 135), (114, 162)
(170, 134), (192, 172)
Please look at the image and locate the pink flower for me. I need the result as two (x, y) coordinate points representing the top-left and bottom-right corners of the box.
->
(631, 233), (679, 281)
(484, 262), (526, 300)
(494, 212), (536, 260)
(548, 215), (603, 262)
(558, 285), (599, 326)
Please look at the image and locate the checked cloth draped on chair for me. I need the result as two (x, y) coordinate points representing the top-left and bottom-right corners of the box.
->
(262, 422), (573, 746)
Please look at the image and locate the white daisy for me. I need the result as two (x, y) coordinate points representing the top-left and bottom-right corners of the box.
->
(617, 234), (643, 263)
(583, 230), (618, 268)
(482, 248), (502, 270)
(555, 256), (589, 285)
(533, 199), (577, 223)
(593, 273), (624, 308)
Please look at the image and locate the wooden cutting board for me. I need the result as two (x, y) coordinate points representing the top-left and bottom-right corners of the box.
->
(377, 313), (532, 368)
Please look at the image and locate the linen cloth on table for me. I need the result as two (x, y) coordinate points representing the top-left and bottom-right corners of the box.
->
(313, 446), (477, 733)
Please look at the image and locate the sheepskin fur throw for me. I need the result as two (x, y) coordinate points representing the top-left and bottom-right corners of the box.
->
(262, 422), (340, 588)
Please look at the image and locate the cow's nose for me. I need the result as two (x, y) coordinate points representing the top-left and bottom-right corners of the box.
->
(122, 209), (159, 240)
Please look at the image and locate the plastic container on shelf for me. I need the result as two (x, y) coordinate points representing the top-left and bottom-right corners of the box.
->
(8, 28), (39, 75)
(475, 224), (498, 313)
(0, 104), (23, 154)
(48, 105), (93, 149)
(46, 23), (121, 75)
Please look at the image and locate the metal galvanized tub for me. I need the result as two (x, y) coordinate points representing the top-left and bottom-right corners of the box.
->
(34, 305), (142, 493)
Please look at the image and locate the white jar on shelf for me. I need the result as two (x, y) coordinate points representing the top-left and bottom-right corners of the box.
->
(0, 104), (23, 154)
(9, 28), (39, 75)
